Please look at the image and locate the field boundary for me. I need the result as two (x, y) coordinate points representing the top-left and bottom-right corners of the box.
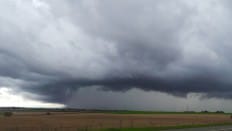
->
(100, 122), (232, 131)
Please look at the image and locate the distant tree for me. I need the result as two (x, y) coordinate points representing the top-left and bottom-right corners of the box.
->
(215, 111), (224, 114)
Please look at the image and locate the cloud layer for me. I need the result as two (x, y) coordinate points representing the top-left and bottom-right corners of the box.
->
(1, 0), (232, 104)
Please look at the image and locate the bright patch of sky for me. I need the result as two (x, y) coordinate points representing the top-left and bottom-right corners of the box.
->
(0, 87), (65, 108)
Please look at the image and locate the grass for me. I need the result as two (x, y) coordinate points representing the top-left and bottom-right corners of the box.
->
(0, 112), (3, 117)
(100, 123), (232, 131)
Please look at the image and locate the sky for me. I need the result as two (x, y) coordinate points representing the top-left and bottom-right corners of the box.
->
(1, 0), (232, 111)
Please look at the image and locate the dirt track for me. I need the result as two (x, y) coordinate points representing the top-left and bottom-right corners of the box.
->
(0, 112), (232, 130)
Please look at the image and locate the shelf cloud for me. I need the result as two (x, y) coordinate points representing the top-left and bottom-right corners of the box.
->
(1, 0), (232, 104)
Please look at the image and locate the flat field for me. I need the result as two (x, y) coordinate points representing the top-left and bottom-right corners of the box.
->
(0, 112), (232, 131)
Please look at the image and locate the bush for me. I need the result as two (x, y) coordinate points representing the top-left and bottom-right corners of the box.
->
(3, 112), (13, 117)
(46, 112), (51, 115)
(201, 110), (209, 113)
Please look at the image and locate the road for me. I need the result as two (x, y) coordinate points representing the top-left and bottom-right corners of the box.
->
(166, 125), (232, 131)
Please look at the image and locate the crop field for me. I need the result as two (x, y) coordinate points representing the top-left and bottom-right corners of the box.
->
(0, 112), (232, 131)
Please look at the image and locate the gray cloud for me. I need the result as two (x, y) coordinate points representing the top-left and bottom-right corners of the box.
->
(0, 0), (232, 105)
(66, 87), (232, 112)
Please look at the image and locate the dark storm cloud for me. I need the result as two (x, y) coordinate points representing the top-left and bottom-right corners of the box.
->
(1, 0), (232, 103)
(30, 71), (232, 103)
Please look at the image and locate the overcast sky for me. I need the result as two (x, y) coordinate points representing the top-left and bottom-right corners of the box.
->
(1, 0), (232, 111)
